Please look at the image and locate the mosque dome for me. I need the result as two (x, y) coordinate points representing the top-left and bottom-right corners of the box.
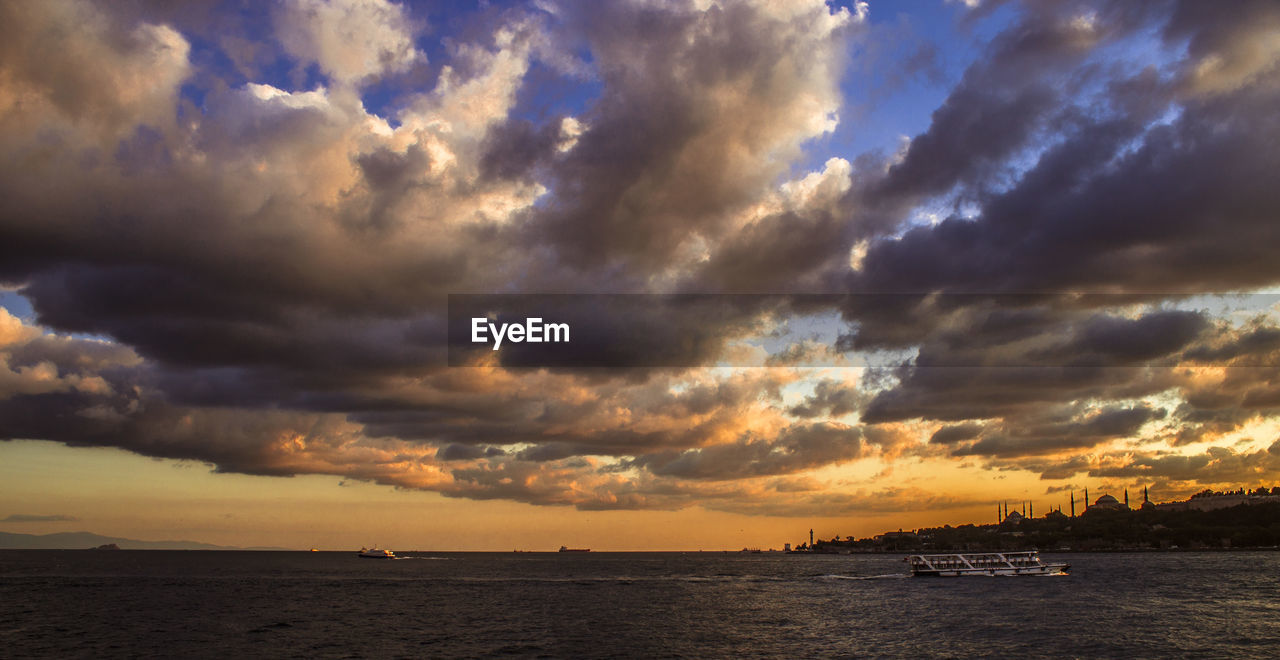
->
(1089, 494), (1128, 511)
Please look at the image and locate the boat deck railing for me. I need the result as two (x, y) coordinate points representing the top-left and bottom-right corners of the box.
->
(908, 551), (1045, 571)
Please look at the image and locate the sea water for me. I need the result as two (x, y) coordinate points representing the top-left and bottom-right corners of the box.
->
(2, 550), (1277, 658)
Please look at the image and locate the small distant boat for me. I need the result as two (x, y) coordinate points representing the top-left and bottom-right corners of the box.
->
(309, 548), (319, 552)
(906, 551), (1068, 577)
(358, 547), (395, 559)
(558, 546), (590, 553)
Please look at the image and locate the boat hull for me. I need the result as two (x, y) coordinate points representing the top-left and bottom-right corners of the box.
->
(913, 564), (1069, 577)
(906, 551), (1068, 577)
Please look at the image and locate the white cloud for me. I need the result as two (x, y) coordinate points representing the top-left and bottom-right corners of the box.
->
(276, 0), (421, 85)
(780, 157), (853, 212)
(402, 21), (536, 142)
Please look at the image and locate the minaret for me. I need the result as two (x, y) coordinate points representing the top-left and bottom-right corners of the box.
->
(809, 529), (814, 547)
(1124, 489), (1129, 508)
(1085, 488), (1089, 510)
(1144, 486), (1149, 504)
(1029, 501), (1033, 518)
(1022, 501), (1026, 516)
(1070, 492), (1075, 518)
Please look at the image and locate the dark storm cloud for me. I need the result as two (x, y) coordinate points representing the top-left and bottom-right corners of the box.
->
(860, 309), (1198, 422)
(478, 119), (561, 183)
(21, 269), (440, 378)
(862, 353), (1190, 427)
(852, 69), (1280, 302)
(951, 404), (1162, 458)
(929, 423), (984, 445)
(788, 379), (863, 419)
(635, 422), (865, 481)
(1028, 311), (1210, 367)
(856, 303), (1276, 457)
(694, 205), (857, 293)
(1008, 442), (1280, 486)
(1185, 325), (1280, 365)
(838, 298), (1214, 362)
(851, 0), (1147, 242)
(874, 84), (1053, 203)
(834, 2), (1280, 430)
(437, 444), (505, 461)
(0, 389), (234, 470)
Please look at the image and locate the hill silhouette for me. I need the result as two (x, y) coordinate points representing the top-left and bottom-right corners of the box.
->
(0, 531), (288, 550)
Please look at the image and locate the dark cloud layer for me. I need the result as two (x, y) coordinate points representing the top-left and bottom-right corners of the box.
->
(636, 422), (865, 481)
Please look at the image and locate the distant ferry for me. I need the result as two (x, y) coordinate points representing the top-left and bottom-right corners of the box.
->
(558, 546), (590, 553)
(357, 547), (395, 559)
(906, 551), (1068, 577)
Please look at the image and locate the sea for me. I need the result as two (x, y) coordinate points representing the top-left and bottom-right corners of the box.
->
(2, 550), (1277, 658)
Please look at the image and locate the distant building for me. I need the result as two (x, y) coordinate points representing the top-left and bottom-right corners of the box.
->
(1085, 493), (1129, 512)
(1158, 491), (1278, 512)
(1001, 510), (1024, 526)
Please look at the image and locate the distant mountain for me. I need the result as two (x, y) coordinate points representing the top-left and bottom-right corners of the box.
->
(0, 530), (290, 550)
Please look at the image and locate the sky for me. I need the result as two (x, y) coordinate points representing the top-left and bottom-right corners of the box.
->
(3, 0), (1280, 551)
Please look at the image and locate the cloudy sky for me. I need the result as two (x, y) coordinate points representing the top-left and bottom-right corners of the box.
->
(3, 0), (1280, 550)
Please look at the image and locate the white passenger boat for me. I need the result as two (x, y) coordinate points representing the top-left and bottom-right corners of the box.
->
(906, 551), (1068, 576)
(357, 547), (395, 559)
